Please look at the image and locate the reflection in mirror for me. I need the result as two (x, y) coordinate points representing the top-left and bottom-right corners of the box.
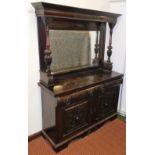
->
(49, 30), (99, 72)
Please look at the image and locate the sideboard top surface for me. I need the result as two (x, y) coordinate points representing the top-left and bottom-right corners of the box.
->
(51, 71), (123, 96)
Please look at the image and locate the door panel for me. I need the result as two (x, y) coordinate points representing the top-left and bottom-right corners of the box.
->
(96, 86), (119, 120)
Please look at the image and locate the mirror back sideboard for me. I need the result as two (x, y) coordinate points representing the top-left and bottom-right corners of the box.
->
(32, 2), (123, 152)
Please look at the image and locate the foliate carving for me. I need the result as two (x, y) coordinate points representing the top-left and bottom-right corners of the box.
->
(64, 104), (88, 134)
(48, 76), (54, 86)
(104, 61), (113, 72)
(44, 49), (52, 73)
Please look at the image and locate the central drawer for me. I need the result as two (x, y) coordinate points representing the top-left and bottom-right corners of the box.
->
(62, 100), (90, 136)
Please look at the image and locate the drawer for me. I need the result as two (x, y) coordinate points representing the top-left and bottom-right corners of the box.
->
(59, 89), (92, 107)
(62, 100), (89, 136)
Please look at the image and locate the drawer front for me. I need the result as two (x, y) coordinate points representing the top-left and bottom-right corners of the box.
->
(62, 100), (89, 136)
(96, 86), (119, 120)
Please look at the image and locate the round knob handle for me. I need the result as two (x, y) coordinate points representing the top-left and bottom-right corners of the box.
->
(104, 102), (108, 106)
(75, 116), (79, 121)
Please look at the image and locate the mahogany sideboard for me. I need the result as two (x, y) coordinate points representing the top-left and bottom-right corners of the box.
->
(32, 2), (123, 152)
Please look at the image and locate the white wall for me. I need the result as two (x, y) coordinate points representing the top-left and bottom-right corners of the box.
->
(109, 1), (126, 115)
(29, 0), (110, 11)
(28, 3), (42, 135)
(28, 0), (126, 135)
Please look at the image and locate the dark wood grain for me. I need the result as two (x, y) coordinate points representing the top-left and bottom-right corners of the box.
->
(32, 2), (121, 23)
(37, 17), (46, 71)
(46, 17), (99, 30)
(32, 2), (123, 152)
(33, 2), (121, 83)
(52, 71), (123, 96)
(104, 22), (116, 72)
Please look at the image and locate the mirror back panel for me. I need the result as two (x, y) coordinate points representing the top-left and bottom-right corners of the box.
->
(50, 30), (98, 72)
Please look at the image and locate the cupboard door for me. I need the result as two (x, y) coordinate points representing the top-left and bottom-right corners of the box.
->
(96, 86), (119, 120)
(62, 100), (90, 136)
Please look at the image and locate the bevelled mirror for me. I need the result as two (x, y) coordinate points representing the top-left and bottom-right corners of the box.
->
(49, 30), (100, 73)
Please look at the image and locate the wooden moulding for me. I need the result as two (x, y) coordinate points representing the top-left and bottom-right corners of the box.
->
(42, 113), (118, 151)
(39, 71), (123, 97)
(32, 2), (121, 23)
(46, 17), (99, 30)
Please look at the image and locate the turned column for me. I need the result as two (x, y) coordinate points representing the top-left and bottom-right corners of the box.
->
(44, 26), (52, 74)
(98, 23), (106, 67)
(104, 22), (116, 72)
(93, 30), (99, 65)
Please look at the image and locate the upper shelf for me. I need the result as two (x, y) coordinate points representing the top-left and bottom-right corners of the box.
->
(32, 2), (121, 23)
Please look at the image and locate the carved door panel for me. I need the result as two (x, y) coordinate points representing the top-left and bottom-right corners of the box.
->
(96, 86), (119, 120)
(62, 100), (90, 136)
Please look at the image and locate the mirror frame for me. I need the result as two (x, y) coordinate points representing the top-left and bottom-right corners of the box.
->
(37, 16), (107, 75)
